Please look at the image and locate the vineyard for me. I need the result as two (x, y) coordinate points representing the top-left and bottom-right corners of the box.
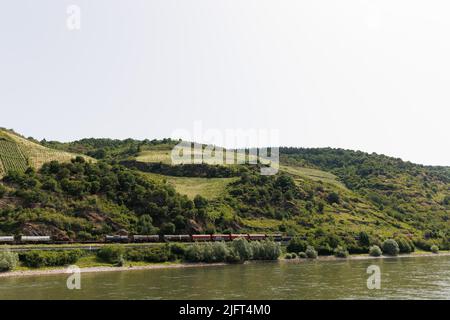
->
(0, 129), (94, 177)
(0, 139), (28, 174)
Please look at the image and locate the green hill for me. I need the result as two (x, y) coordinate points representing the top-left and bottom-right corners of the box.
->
(0, 129), (93, 177)
(0, 132), (448, 253)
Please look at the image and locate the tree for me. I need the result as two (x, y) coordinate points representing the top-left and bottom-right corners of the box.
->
(382, 239), (400, 256)
(161, 222), (176, 235)
(326, 192), (340, 205)
(194, 195), (208, 209)
(287, 237), (308, 253)
(0, 250), (18, 272)
(137, 215), (156, 234)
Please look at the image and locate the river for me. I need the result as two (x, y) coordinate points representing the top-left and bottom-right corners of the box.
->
(1, 255), (450, 299)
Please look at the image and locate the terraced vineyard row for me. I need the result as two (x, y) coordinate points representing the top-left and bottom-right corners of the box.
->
(0, 139), (28, 174)
(0, 129), (93, 170)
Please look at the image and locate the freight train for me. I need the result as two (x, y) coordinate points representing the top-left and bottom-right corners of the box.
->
(0, 234), (291, 244)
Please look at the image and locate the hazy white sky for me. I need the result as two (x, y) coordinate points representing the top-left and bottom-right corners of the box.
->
(1, 0), (449, 165)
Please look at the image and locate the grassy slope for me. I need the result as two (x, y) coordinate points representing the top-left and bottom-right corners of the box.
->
(143, 172), (238, 200)
(0, 129), (93, 176)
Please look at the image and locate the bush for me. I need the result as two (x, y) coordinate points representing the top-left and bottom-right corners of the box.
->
(285, 253), (293, 259)
(431, 245), (439, 254)
(396, 237), (415, 253)
(250, 240), (281, 260)
(126, 246), (170, 263)
(184, 243), (205, 262)
(230, 238), (253, 261)
(369, 245), (382, 257)
(382, 239), (400, 256)
(305, 246), (318, 259)
(287, 237), (308, 253)
(96, 245), (125, 264)
(333, 246), (349, 258)
(19, 250), (82, 268)
(0, 250), (19, 272)
(298, 252), (307, 259)
(169, 243), (186, 259)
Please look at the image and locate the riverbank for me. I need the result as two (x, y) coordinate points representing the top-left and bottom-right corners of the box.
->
(0, 262), (228, 278)
(1, 250), (448, 278)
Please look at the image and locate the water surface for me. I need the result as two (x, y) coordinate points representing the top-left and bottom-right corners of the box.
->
(1, 256), (450, 299)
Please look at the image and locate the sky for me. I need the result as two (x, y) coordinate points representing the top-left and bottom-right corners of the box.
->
(0, 0), (449, 166)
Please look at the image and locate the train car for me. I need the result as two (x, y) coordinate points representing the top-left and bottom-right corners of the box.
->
(281, 236), (292, 242)
(0, 236), (14, 243)
(105, 235), (129, 243)
(192, 234), (212, 242)
(163, 235), (191, 242)
(248, 234), (266, 241)
(267, 234), (283, 241)
(20, 236), (51, 243)
(132, 235), (160, 242)
(211, 234), (231, 241)
(230, 234), (250, 240)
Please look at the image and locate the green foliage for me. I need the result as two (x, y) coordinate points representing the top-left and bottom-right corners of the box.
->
(326, 192), (340, 205)
(250, 240), (281, 260)
(19, 250), (82, 268)
(126, 246), (171, 263)
(184, 240), (280, 263)
(96, 245), (125, 264)
(369, 245), (382, 257)
(382, 239), (400, 256)
(230, 238), (253, 261)
(0, 250), (19, 272)
(305, 246), (318, 259)
(298, 252), (307, 259)
(0, 184), (6, 198)
(169, 243), (186, 258)
(161, 222), (176, 235)
(287, 237), (308, 253)
(333, 245), (349, 258)
(431, 245), (439, 254)
(395, 237), (415, 253)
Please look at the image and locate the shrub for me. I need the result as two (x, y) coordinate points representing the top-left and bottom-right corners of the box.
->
(211, 242), (230, 262)
(298, 252), (307, 259)
(333, 246), (349, 258)
(396, 237), (415, 253)
(230, 238), (253, 261)
(285, 253), (293, 259)
(96, 245), (125, 264)
(19, 250), (82, 268)
(184, 243), (205, 262)
(414, 238), (433, 251)
(250, 240), (281, 260)
(169, 243), (186, 259)
(431, 245), (439, 254)
(382, 239), (400, 256)
(0, 250), (19, 272)
(126, 246), (170, 263)
(305, 246), (318, 259)
(369, 245), (382, 257)
(287, 237), (308, 253)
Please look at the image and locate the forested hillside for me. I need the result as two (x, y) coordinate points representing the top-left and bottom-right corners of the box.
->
(0, 129), (449, 253)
